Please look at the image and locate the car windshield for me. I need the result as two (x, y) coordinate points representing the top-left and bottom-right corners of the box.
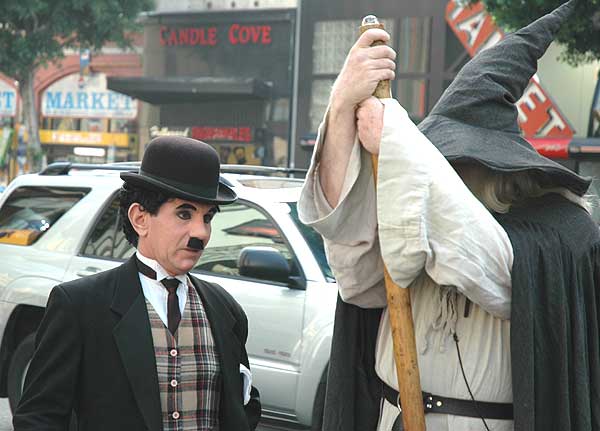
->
(288, 202), (334, 282)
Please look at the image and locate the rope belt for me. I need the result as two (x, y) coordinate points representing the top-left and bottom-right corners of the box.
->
(382, 383), (513, 420)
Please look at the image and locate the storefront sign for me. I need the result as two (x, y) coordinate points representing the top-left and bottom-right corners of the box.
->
(149, 126), (190, 138)
(445, 0), (574, 138)
(39, 130), (130, 147)
(191, 126), (252, 142)
(159, 24), (273, 47)
(42, 73), (137, 119)
(0, 81), (17, 117)
(526, 137), (570, 159)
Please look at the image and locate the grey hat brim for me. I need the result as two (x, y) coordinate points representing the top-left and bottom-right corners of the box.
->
(418, 114), (591, 196)
(120, 171), (237, 205)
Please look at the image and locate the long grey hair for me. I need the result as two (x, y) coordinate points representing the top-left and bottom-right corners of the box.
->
(454, 163), (593, 214)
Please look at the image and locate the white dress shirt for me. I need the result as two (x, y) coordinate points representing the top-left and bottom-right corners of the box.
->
(299, 99), (515, 430)
(136, 252), (188, 328)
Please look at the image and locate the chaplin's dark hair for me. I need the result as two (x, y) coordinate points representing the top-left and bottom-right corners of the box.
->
(119, 182), (171, 247)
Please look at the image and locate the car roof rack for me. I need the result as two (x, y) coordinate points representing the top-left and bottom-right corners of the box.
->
(220, 164), (307, 177)
(39, 162), (140, 175)
(39, 162), (306, 178)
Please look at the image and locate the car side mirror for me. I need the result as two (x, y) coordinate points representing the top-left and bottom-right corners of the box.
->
(238, 246), (304, 288)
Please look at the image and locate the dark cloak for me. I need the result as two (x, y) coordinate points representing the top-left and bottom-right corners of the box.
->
(322, 193), (600, 431)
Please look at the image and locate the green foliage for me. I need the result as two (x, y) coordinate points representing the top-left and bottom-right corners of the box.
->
(0, 0), (154, 81)
(472, 0), (600, 65)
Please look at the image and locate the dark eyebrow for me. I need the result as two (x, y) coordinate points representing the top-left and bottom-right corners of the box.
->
(176, 203), (197, 211)
(176, 204), (219, 214)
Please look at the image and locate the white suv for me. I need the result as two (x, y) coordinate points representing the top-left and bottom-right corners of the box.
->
(0, 162), (337, 429)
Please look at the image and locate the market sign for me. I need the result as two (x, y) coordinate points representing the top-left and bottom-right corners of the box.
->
(0, 80), (17, 117)
(39, 130), (130, 148)
(42, 73), (137, 119)
(445, 0), (575, 138)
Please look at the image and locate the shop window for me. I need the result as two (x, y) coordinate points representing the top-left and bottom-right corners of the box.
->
(80, 118), (104, 132)
(309, 79), (334, 132)
(397, 17), (431, 75)
(312, 19), (395, 75)
(110, 118), (137, 134)
(397, 79), (428, 122)
(53, 117), (79, 131)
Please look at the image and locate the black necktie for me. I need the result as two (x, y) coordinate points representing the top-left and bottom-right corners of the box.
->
(136, 257), (182, 334)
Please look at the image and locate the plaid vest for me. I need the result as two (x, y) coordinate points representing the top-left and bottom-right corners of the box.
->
(146, 282), (222, 431)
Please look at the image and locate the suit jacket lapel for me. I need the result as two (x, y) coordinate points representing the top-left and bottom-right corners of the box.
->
(111, 257), (162, 431)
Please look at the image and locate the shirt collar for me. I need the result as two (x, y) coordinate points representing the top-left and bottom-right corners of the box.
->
(136, 251), (188, 285)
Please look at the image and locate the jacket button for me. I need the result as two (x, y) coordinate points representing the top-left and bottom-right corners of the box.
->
(170, 379), (178, 387)
(172, 411), (180, 420)
(170, 349), (178, 357)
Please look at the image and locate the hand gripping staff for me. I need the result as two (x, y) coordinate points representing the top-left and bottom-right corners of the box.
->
(359, 15), (426, 431)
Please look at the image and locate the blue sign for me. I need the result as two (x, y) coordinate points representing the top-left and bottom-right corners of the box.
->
(41, 73), (137, 119)
(0, 81), (17, 117)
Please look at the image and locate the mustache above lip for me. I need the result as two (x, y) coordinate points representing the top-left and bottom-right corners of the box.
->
(186, 237), (204, 251)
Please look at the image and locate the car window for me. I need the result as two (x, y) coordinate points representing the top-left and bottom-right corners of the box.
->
(82, 194), (135, 260)
(194, 201), (298, 282)
(288, 202), (334, 281)
(0, 186), (89, 246)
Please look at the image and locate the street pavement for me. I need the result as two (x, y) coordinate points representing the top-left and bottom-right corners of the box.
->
(0, 398), (305, 431)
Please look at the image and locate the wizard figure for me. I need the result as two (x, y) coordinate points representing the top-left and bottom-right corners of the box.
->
(299, 0), (600, 430)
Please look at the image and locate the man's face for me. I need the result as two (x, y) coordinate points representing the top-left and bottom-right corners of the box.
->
(135, 198), (218, 276)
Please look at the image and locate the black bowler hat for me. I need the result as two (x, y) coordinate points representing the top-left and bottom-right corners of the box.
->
(418, 0), (590, 196)
(120, 136), (237, 204)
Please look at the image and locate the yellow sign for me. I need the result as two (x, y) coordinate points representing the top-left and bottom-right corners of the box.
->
(0, 229), (40, 246)
(39, 130), (130, 148)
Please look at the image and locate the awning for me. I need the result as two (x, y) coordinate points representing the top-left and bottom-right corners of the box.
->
(106, 76), (273, 104)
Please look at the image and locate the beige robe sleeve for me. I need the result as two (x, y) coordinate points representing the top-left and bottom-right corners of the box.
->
(298, 99), (514, 318)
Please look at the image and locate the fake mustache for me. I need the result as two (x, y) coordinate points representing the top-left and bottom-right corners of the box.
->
(187, 237), (204, 251)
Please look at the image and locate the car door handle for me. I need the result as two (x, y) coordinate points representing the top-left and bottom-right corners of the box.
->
(76, 266), (102, 277)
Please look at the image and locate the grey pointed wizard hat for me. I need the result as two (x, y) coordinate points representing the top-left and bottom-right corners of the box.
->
(418, 0), (591, 196)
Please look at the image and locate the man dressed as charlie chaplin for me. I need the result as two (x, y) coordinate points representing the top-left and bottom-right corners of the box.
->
(13, 137), (261, 431)
(300, 1), (600, 430)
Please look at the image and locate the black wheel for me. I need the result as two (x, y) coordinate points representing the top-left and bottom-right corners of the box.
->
(311, 373), (327, 431)
(7, 332), (35, 412)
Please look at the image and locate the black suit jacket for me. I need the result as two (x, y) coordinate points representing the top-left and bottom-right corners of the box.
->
(13, 257), (261, 431)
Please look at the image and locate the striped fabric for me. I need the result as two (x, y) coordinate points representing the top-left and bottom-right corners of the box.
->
(146, 282), (222, 431)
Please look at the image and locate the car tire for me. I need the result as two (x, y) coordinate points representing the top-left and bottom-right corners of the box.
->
(311, 374), (327, 431)
(7, 332), (36, 412)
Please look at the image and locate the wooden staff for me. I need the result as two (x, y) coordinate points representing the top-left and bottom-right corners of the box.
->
(359, 15), (426, 431)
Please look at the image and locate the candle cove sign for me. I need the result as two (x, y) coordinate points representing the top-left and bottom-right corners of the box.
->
(159, 23), (273, 47)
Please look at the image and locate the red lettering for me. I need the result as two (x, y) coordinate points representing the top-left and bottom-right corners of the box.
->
(229, 24), (239, 44)
(159, 26), (168, 46)
(238, 127), (252, 142)
(262, 25), (272, 44)
(250, 26), (261, 43)
(179, 28), (189, 45)
(190, 28), (200, 45)
(208, 27), (217, 46)
(168, 29), (178, 46)
(239, 26), (250, 44)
